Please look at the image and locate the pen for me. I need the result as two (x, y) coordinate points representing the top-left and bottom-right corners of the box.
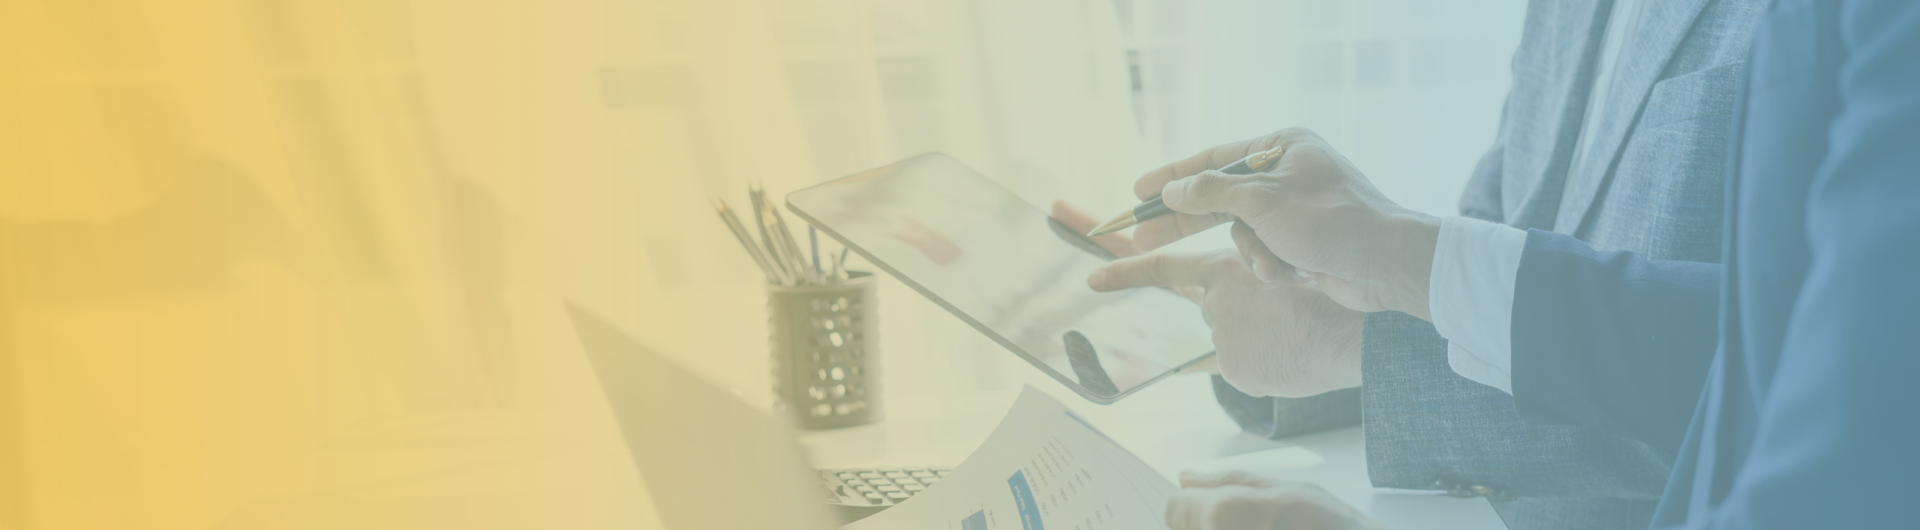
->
(1085, 144), (1287, 237)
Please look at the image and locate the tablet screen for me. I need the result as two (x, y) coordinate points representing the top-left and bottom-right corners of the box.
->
(786, 153), (1213, 402)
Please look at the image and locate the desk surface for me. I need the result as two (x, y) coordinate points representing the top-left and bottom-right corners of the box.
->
(801, 374), (1504, 530)
(211, 279), (1505, 529)
(213, 367), (1503, 530)
(542, 281), (1506, 528)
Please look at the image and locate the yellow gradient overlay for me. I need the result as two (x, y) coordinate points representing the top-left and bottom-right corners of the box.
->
(0, 0), (1520, 528)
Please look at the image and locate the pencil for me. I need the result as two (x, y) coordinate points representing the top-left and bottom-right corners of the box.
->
(749, 183), (795, 284)
(765, 195), (818, 285)
(713, 198), (781, 283)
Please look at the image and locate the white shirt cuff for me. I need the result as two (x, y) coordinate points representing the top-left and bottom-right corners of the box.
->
(1428, 216), (1529, 394)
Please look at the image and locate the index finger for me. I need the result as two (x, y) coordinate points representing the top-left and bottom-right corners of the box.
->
(1132, 210), (1235, 252)
(1086, 252), (1224, 291)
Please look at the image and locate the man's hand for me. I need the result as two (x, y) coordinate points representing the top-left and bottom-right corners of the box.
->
(1123, 128), (1441, 319)
(1167, 471), (1387, 530)
(1054, 201), (1221, 374)
(1084, 247), (1361, 398)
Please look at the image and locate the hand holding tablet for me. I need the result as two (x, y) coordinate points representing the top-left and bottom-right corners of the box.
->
(786, 153), (1215, 403)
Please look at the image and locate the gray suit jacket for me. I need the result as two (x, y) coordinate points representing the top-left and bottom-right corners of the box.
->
(1213, 1), (1764, 528)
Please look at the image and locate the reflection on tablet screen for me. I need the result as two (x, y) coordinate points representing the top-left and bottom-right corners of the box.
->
(787, 153), (1214, 401)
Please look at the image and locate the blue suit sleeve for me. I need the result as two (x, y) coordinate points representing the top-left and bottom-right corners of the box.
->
(1509, 231), (1722, 456)
(1695, 1), (1920, 528)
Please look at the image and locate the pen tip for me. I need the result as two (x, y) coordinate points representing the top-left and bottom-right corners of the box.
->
(1085, 212), (1136, 237)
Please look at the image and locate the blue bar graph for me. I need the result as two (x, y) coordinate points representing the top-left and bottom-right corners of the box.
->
(1008, 470), (1044, 530)
(961, 509), (988, 530)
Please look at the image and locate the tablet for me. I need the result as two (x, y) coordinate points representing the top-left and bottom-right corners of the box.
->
(786, 153), (1214, 404)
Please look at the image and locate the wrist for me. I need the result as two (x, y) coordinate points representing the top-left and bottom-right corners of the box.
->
(1379, 212), (1439, 320)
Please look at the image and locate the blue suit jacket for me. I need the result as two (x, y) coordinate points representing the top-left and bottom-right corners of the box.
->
(1512, 1), (1920, 527)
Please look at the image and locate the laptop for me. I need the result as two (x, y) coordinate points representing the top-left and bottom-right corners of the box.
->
(566, 302), (838, 530)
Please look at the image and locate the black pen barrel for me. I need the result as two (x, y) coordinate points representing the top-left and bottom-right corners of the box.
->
(1133, 155), (1259, 220)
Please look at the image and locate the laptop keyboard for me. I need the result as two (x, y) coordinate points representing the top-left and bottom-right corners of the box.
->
(819, 467), (952, 507)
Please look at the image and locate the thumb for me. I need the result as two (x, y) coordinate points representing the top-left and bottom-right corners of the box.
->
(1161, 170), (1262, 217)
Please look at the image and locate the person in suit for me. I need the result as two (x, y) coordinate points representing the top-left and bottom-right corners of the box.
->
(1058, 0), (1765, 527)
(1101, 0), (1920, 528)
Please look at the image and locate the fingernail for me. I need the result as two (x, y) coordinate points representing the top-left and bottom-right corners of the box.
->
(1253, 262), (1276, 284)
(1293, 268), (1312, 282)
(1161, 179), (1187, 207)
(1086, 269), (1107, 289)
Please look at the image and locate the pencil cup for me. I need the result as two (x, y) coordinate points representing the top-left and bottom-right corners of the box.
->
(769, 271), (882, 429)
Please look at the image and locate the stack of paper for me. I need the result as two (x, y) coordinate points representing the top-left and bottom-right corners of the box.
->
(847, 387), (1176, 530)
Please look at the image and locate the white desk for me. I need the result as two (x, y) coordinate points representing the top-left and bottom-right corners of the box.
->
(800, 373), (1505, 530)
(210, 279), (1505, 529)
(212, 378), (1503, 530)
(559, 277), (1500, 527)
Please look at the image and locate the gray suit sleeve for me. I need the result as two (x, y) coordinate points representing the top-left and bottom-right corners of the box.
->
(1359, 311), (1671, 499)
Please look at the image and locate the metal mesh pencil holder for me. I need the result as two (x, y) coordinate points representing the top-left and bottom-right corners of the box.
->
(769, 271), (882, 429)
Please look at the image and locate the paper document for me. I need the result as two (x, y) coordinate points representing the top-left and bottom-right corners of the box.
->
(846, 387), (1176, 530)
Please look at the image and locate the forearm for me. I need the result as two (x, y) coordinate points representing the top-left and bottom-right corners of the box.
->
(1374, 213), (1440, 321)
